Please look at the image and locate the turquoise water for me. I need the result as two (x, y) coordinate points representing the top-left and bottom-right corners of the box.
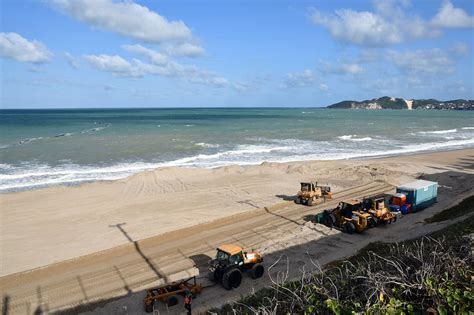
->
(1, 108), (473, 191)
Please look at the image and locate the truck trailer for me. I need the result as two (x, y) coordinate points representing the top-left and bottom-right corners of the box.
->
(396, 180), (438, 212)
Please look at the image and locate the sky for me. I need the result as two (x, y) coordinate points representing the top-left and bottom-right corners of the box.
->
(0, 0), (473, 108)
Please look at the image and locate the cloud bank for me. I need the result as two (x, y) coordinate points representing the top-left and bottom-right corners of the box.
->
(0, 32), (51, 63)
(48, 0), (192, 43)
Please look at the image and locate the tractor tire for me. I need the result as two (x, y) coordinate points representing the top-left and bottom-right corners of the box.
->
(368, 218), (376, 228)
(372, 217), (381, 227)
(307, 198), (313, 206)
(208, 270), (217, 282)
(392, 216), (397, 223)
(144, 301), (154, 313)
(344, 222), (356, 234)
(166, 296), (178, 307)
(250, 263), (264, 279)
(295, 197), (301, 204)
(222, 268), (242, 290)
(324, 214), (335, 227)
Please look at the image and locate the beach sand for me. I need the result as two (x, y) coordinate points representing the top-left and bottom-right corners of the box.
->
(0, 149), (473, 314)
(1, 149), (472, 276)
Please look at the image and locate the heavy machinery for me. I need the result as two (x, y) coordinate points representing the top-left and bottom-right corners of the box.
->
(314, 199), (373, 233)
(208, 244), (264, 290)
(295, 181), (332, 206)
(143, 276), (202, 312)
(362, 196), (397, 225)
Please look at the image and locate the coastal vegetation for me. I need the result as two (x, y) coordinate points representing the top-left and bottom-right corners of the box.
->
(327, 96), (474, 110)
(211, 202), (474, 314)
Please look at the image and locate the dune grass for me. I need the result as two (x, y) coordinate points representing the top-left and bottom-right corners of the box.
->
(210, 208), (474, 314)
(425, 195), (474, 223)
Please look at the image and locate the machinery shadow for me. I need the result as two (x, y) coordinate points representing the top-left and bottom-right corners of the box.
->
(189, 254), (213, 275)
(1, 295), (9, 315)
(275, 194), (296, 201)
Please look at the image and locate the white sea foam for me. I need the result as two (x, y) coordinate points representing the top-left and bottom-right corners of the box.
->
(420, 129), (457, 134)
(2, 137), (474, 192)
(462, 127), (474, 130)
(195, 142), (220, 148)
(338, 135), (372, 141)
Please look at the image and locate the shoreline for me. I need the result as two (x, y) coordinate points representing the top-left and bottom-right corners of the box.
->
(2, 145), (473, 194)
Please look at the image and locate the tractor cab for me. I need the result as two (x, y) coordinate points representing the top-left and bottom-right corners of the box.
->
(300, 182), (316, 192)
(362, 196), (397, 225)
(215, 244), (244, 266)
(338, 200), (362, 218)
(363, 197), (385, 211)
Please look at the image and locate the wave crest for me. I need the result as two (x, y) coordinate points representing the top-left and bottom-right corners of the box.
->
(338, 135), (372, 141)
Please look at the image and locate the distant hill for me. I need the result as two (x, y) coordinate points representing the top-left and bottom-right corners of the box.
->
(327, 96), (473, 110)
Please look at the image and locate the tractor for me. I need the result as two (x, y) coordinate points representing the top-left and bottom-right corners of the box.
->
(362, 196), (397, 225)
(295, 181), (332, 206)
(315, 199), (374, 233)
(208, 244), (264, 290)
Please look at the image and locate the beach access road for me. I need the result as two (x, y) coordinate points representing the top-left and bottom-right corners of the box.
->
(1, 180), (394, 314)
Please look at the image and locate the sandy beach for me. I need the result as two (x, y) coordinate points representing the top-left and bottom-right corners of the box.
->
(1, 149), (472, 276)
(1, 149), (473, 314)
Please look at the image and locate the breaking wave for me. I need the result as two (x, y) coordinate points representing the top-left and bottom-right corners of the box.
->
(338, 135), (373, 141)
(420, 129), (457, 134)
(2, 137), (474, 192)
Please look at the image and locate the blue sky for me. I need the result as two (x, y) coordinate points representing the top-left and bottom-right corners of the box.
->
(0, 0), (473, 108)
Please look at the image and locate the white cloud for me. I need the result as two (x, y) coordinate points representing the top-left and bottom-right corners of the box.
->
(64, 52), (79, 69)
(338, 63), (364, 74)
(83, 54), (144, 77)
(48, 0), (191, 43)
(320, 61), (364, 75)
(450, 42), (468, 55)
(84, 50), (229, 87)
(122, 44), (168, 65)
(310, 8), (407, 45)
(432, 1), (474, 28)
(309, 0), (473, 45)
(0, 32), (51, 63)
(387, 49), (455, 75)
(285, 69), (315, 87)
(164, 42), (205, 57)
(319, 83), (329, 92)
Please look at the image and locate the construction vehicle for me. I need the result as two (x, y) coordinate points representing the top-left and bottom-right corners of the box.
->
(143, 276), (203, 312)
(295, 181), (332, 206)
(208, 244), (264, 290)
(362, 196), (397, 225)
(314, 199), (373, 233)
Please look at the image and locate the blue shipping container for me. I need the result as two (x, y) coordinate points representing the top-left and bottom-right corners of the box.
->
(396, 180), (438, 212)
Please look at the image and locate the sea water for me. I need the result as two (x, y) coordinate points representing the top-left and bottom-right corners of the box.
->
(1, 108), (473, 192)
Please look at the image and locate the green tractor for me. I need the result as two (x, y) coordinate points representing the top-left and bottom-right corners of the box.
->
(208, 244), (264, 290)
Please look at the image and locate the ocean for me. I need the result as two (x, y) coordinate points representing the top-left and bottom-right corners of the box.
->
(1, 108), (473, 192)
